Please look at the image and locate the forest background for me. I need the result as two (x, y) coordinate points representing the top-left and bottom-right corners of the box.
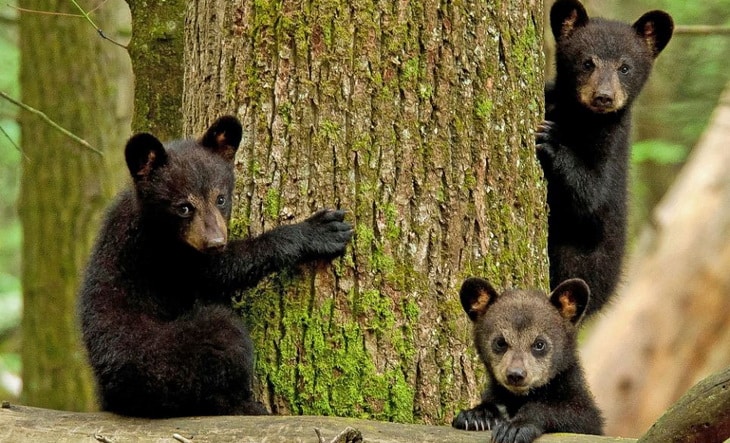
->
(1, 0), (730, 438)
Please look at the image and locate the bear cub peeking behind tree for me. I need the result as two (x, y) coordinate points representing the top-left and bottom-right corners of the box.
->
(79, 116), (353, 417)
(452, 277), (603, 443)
(537, 0), (673, 316)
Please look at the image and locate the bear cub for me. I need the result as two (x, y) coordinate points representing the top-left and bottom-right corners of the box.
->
(537, 0), (673, 315)
(79, 116), (353, 417)
(452, 277), (603, 443)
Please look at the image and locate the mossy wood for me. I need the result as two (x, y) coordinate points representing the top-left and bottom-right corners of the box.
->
(18, 0), (130, 411)
(638, 366), (730, 443)
(182, 0), (547, 424)
(0, 403), (635, 442)
(125, 0), (186, 137)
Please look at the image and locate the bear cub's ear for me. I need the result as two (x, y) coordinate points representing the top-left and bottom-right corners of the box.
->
(549, 278), (590, 325)
(550, 0), (589, 41)
(633, 10), (674, 58)
(199, 115), (243, 163)
(459, 277), (500, 322)
(125, 133), (168, 181)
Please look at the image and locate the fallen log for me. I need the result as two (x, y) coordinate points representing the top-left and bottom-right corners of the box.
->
(0, 403), (632, 443)
(638, 366), (730, 443)
(6, 367), (729, 442)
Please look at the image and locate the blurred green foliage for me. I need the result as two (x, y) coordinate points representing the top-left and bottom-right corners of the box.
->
(642, 0), (730, 149)
(0, 3), (21, 398)
(0, 5), (21, 272)
(631, 140), (688, 165)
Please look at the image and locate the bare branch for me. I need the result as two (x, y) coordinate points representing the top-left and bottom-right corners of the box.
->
(7, 0), (109, 17)
(0, 91), (103, 156)
(7, 3), (83, 17)
(8, 0), (126, 48)
(0, 123), (29, 161)
(70, 0), (127, 48)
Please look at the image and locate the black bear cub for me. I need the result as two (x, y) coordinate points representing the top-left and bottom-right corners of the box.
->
(79, 116), (353, 417)
(452, 277), (603, 443)
(537, 0), (673, 315)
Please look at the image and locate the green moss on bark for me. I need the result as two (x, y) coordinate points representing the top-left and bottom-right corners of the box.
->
(126, 0), (186, 137)
(187, 0), (547, 424)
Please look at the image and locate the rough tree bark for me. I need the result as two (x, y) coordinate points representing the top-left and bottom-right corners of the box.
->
(183, 0), (547, 424)
(582, 84), (730, 437)
(18, 0), (132, 410)
(125, 0), (186, 137)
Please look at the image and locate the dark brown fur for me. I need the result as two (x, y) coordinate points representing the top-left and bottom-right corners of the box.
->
(79, 116), (353, 417)
(537, 0), (673, 316)
(453, 278), (603, 443)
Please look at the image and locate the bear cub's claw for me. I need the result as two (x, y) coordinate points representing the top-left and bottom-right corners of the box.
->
(491, 420), (542, 443)
(535, 120), (557, 150)
(299, 208), (354, 261)
(452, 405), (499, 432)
(535, 120), (559, 165)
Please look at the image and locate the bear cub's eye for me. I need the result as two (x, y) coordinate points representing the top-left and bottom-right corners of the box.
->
(582, 59), (595, 71)
(531, 338), (548, 356)
(618, 64), (630, 74)
(216, 195), (226, 207)
(176, 203), (194, 218)
(492, 335), (508, 354)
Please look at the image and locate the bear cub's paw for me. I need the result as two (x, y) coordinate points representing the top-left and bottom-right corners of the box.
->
(452, 404), (499, 432)
(535, 120), (559, 163)
(298, 208), (353, 261)
(492, 419), (542, 443)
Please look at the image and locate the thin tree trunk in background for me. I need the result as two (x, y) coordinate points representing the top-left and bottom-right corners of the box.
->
(184, 0), (546, 423)
(582, 84), (730, 437)
(18, 0), (132, 411)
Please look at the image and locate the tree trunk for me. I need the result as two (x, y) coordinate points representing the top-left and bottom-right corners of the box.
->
(582, 84), (730, 437)
(125, 0), (186, 137)
(18, 0), (132, 411)
(183, 0), (547, 424)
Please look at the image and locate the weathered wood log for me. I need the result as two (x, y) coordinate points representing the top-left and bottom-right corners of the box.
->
(638, 366), (730, 443)
(0, 403), (633, 442)
(5, 365), (727, 442)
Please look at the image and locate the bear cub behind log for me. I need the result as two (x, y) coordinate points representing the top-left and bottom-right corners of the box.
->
(452, 277), (603, 443)
(537, 0), (673, 316)
(79, 116), (353, 417)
